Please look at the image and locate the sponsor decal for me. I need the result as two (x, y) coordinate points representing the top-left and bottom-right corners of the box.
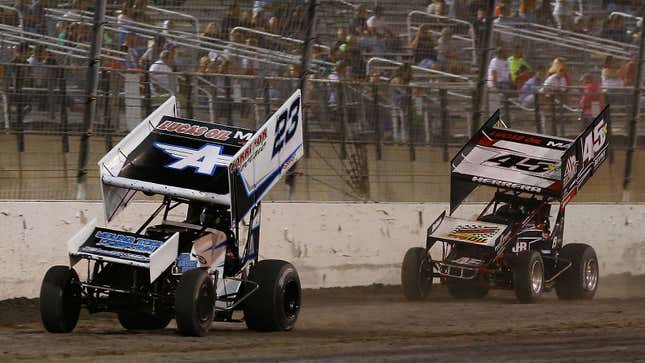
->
(157, 120), (232, 141)
(228, 128), (268, 172)
(272, 96), (300, 158)
(154, 142), (232, 175)
(452, 257), (484, 266)
(79, 246), (150, 263)
(485, 154), (558, 174)
(581, 118), (607, 164)
(563, 154), (577, 186)
(471, 176), (542, 193)
(487, 129), (571, 150)
(172, 253), (198, 274)
(444, 224), (500, 244)
(94, 231), (162, 254)
(511, 241), (528, 253)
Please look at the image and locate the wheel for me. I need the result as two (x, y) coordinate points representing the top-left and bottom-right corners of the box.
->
(118, 312), (171, 330)
(244, 260), (301, 331)
(40, 265), (82, 333)
(512, 250), (544, 303)
(555, 244), (599, 300)
(401, 247), (432, 300)
(447, 278), (489, 299)
(175, 268), (214, 336)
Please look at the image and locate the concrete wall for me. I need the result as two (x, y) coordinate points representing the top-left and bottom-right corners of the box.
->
(1, 201), (644, 300)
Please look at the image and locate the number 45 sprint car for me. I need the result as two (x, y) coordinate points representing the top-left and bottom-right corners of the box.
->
(40, 90), (304, 336)
(402, 107), (609, 303)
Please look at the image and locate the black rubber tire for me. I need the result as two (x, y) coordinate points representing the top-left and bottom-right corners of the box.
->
(447, 279), (489, 299)
(244, 260), (301, 331)
(556, 244), (599, 300)
(118, 312), (171, 331)
(40, 265), (82, 333)
(512, 250), (544, 303)
(175, 269), (215, 336)
(401, 247), (432, 300)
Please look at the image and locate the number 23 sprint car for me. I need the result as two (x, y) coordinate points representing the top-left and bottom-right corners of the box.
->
(402, 107), (609, 303)
(40, 90), (304, 336)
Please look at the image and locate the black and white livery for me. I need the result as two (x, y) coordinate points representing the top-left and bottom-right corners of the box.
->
(40, 90), (304, 336)
(402, 107), (609, 303)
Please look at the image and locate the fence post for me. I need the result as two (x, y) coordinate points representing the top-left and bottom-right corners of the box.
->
(373, 82), (382, 160)
(263, 78), (270, 120)
(338, 82), (347, 160)
(14, 63), (24, 153)
(534, 91), (543, 134)
(183, 74), (194, 119)
(76, 0), (106, 199)
(439, 88), (449, 162)
(557, 95), (565, 137)
(102, 70), (113, 151)
(225, 75), (233, 125)
(59, 68), (69, 154)
(142, 71), (152, 116)
(407, 86), (416, 162)
(549, 95), (557, 136)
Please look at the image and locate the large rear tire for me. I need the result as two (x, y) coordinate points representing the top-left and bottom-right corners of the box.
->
(512, 250), (544, 303)
(556, 244), (599, 300)
(118, 312), (171, 331)
(447, 279), (489, 299)
(175, 269), (214, 336)
(244, 260), (301, 331)
(401, 247), (432, 300)
(40, 266), (82, 333)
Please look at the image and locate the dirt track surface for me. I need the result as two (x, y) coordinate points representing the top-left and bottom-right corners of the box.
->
(2, 274), (645, 362)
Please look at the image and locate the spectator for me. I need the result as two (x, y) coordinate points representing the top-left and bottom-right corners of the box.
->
(8, 42), (31, 119)
(518, 65), (544, 107)
(149, 50), (175, 93)
(222, 2), (241, 36)
(542, 64), (568, 94)
(515, 64), (532, 90)
(535, 0), (554, 27)
(488, 48), (511, 89)
(140, 34), (165, 69)
(602, 14), (629, 43)
(366, 6), (395, 38)
(507, 45), (530, 83)
(578, 73), (606, 125)
(473, 8), (487, 49)
(332, 28), (347, 57)
(519, 0), (536, 23)
(448, 0), (468, 19)
(202, 22), (220, 39)
(546, 57), (571, 86)
(621, 53), (637, 87)
(349, 4), (369, 36)
(358, 26), (386, 54)
(328, 60), (351, 108)
(601, 55), (625, 106)
(390, 63), (413, 142)
(57, 22), (69, 46)
(435, 27), (460, 73)
(427, 0), (447, 16)
(13, 0), (29, 26)
(411, 24), (437, 69)
(26, 0), (46, 34)
(344, 35), (365, 79)
(553, 0), (572, 30)
(123, 32), (141, 69)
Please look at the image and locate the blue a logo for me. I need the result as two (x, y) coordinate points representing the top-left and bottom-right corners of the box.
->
(154, 142), (232, 175)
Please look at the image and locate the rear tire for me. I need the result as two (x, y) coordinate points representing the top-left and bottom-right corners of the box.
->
(118, 312), (171, 331)
(175, 269), (214, 336)
(556, 244), (599, 300)
(447, 279), (489, 299)
(40, 266), (82, 333)
(512, 250), (544, 303)
(401, 247), (432, 300)
(244, 260), (301, 331)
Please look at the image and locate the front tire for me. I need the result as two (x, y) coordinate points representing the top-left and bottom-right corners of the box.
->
(175, 269), (214, 336)
(512, 250), (544, 303)
(401, 247), (432, 300)
(556, 244), (599, 300)
(118, 312), (171, 331)
(244, 260), (301, 331)
(40, 266), (82, 333)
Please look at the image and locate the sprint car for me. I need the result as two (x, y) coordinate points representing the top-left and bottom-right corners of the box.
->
(40, 90), (304, 336)
(402, 107), (609, 303)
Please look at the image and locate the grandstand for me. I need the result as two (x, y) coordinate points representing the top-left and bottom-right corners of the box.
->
(0, 0), (644, 201)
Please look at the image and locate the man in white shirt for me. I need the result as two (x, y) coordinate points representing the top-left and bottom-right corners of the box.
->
(366, 6), (394, 37)
(149, 50), (175, 94)
(487, 48), (511, 114)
